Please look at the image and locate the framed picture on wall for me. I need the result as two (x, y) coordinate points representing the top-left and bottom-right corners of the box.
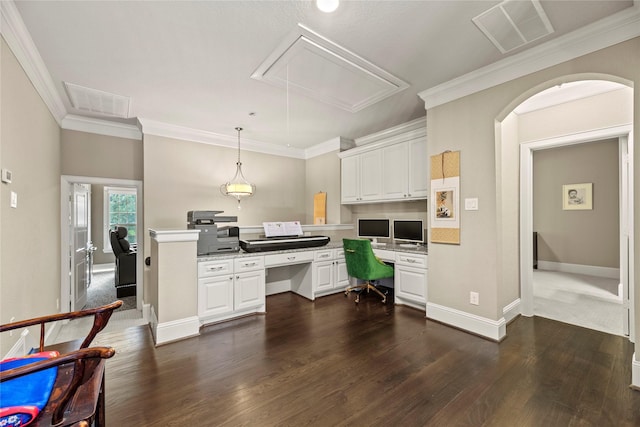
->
(562, 182), (592, 210)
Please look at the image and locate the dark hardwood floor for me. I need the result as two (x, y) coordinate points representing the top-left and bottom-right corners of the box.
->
(96, 291), (640, 426)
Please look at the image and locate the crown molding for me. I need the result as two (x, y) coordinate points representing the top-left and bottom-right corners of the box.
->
(304, 137), (355, 159)
(418, 2), (640, 109)
(354, 117), (426, 146)
(1, 0), (67, 124)
(61, 115), (142, 140)
(138, 118), (308, 159)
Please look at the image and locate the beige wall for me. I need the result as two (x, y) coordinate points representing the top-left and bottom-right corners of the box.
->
(61, 129), (143, 180)
(304, 149), (346, 225)
(1, 38), (61, 354)
(142, 134), (307, 299)
(533, 139), (619, 268)
(426, 37), (640, 327)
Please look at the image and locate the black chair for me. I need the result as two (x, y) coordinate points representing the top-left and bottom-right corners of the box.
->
(109, 226), (136, 297)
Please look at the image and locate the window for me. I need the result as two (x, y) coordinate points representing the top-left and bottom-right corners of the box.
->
(104, 187), (137, 252)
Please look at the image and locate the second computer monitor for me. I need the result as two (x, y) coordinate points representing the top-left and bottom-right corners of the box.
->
(393, 219), (424, 244)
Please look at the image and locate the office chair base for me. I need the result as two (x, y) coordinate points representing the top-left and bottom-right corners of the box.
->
(344, 282), (387, 304)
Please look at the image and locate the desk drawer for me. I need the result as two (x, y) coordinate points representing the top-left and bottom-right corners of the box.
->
(234, 256), (265, 272)
(395, 253), (427, 268)
(372, 249), (395, 263)
(265, 251), (315, 267)
(198, 259), (234, 278)
(314, 249), (333, 261)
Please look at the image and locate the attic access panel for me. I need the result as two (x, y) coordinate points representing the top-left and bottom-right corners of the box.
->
(251, 24), (409, 113)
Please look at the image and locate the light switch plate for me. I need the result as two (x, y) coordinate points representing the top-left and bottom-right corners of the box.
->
(1, 169), (12, 184)
(10, 191), (17, 208)
(465, 198), (478, 210)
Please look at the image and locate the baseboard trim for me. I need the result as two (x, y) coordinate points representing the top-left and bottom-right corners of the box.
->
(632, 353), (640, 390)
(537, 261), (619, 279)
(427, 302), (507, 341)
(503, 298), (521, 324)
(155, 316), (200, 346)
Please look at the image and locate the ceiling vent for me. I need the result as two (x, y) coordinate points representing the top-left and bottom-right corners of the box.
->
(64, 82), (131, 118)
(472, 0), (554, 54)
(251, 24), (409, 113)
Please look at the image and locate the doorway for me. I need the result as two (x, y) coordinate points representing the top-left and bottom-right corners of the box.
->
(530, 139), (628, 336)
(60, 175), (143, 313)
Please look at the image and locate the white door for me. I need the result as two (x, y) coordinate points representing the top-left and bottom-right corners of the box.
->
(234, 270), (266, 311)
(70, 183), (91, 310)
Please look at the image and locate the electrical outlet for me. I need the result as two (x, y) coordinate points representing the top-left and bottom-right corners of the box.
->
(470, 291), (479, 305)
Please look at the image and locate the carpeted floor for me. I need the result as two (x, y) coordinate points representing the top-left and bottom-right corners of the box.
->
(533, 269), (624, 336)
(86, 270), (136, 311)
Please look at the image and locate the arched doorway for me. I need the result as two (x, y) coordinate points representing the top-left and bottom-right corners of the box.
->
(495, 75), (634, 339)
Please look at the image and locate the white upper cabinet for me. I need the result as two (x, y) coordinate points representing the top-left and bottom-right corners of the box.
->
(339, 117), (427, 204)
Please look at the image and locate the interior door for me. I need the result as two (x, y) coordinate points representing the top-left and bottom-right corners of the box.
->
(70, 183), (91, 310)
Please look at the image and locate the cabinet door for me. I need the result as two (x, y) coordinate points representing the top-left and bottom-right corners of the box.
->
(341, 155), (360, 203)
(314, 261), (334, 293)
(382, 142), (409, 199)
(199, 275), (234, 318)
(334, 259), (349, 290)
(359, 150), (383, 200)
(408, 137), (428, 198)
(395, 265), (427, 304)
(234, 270), (265, 311)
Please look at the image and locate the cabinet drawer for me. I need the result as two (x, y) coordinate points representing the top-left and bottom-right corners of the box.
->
(234, 256), (265, 272)
(334, 248), (345, 260)
(198, 259), (234, 278)
(314, 250), (333, 261)
(372, 249), (394, 263)
(395, 253), (427, 268)
(265, 251), (315, 267)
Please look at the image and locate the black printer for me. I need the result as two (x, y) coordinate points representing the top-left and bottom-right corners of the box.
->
(187, 210), (240, 255)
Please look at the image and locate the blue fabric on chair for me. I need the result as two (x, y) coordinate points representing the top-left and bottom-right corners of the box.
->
(0, 351), (59, 426)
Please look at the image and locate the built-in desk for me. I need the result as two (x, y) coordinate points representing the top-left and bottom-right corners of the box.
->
(197, 242), (428, 325)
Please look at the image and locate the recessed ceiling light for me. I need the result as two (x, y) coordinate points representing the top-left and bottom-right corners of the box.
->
(316, 0), (339, 13)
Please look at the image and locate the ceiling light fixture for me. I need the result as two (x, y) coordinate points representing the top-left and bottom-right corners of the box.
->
(220, 127), (255, 209)
(316, 0), (339, 13)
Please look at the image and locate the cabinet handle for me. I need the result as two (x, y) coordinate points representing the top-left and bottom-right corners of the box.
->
(243, 262), (257, 267)
(208, 266), (224, 272)
(287, 256), (296, 261)
(406, 259), (417, 263)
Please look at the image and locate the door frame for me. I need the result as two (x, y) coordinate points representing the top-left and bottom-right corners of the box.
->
(519, 124), (634, 340)
(60, 175), (143, 313)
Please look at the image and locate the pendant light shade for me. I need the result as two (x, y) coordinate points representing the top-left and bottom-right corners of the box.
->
(221, 127), (255, 208)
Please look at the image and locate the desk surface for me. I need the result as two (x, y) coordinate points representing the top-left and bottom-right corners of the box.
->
(198, 240), (427, 262)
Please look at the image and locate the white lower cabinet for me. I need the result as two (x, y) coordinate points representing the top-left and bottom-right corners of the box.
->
(394, 252), (427, 309)
(313, 249), (349, 296)
(234, 270), (265, 311)
(198, 256), (265, 323)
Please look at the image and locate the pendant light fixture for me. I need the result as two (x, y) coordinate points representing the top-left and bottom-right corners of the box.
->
(220, 127), (255, 209)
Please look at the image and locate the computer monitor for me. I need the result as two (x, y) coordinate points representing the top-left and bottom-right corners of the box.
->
(393, 220), (424, 245)
(357, 218), (390, 243)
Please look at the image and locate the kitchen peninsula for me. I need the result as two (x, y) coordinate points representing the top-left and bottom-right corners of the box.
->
(148, 228), (427, 346)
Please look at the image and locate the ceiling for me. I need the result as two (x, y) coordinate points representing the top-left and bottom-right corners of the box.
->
(5, 0), (638, 153)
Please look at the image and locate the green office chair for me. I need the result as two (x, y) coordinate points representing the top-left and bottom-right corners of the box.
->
(343, 238), (394, 303)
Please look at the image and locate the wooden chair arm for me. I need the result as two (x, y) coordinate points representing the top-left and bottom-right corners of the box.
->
(0, 300), (123, 352)
(0, 347), (115, 382)
(1, 347), (116, 426)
